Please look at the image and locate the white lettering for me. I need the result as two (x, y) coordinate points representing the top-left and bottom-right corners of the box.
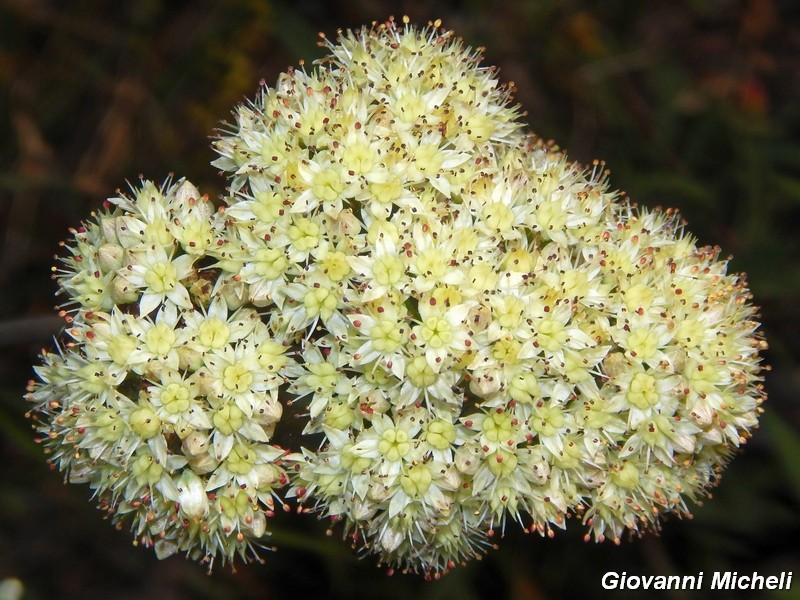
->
(602, 572), (618, 590)
(605, 571), (791, 591)
(681, 573), (702, 590)
(712, 571), (732, 589)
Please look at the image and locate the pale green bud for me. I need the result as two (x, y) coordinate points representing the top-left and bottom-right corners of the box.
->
(98, 243), (124, 272)
(130, 407), (161, 439)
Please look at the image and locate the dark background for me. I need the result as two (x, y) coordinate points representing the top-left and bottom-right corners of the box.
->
(1, 1), (799, 599)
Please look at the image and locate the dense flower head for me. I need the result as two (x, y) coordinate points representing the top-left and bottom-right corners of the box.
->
(27, 18), (766, 576)
(27, 179), (298, 566)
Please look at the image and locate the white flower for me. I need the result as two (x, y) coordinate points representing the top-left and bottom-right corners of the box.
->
(411, 298), (473, 371)
(179, 297), (260, 354)
(29, 19), (767, 576)
(124, 245), (195, 315)
(148, 368), (211, 431)
(125, 303), (181, 375)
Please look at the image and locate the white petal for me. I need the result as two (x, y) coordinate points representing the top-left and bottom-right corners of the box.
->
(138, 292), (162, 316)
(325, 312), (350, 340)
(291, 190), (318, 213)
(223, 202), (257, 221)
(321, 426), (350, 448)
(167, 285), (193, 310)
(147, 435), (168, 467)
(389, 355), (406, 379)
(388, 489), (409, 518)
(213, 433), (235, 461)
(428, 174), (451, 198)
(172, 253), (196, 277)
(204, 466), (230, 491)
(115, 216), (147, 248)
(208, 295), (228, 320)
(158, 301), (179, 326)
(360, 284), (385, 303)
(185, 406), (212, 429)
(239, 419), (270, 442)
(441, 152), (470, 169)
(157, 475), (180, 502)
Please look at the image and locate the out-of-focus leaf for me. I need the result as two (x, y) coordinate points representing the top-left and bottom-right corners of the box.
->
(268, 524), (355, 559)
(270, 0), (323, 63)
(763, 411), (800, 502)
(772, 174), (800, 205)
(626, 171), (714, 207)
(769, 142), (800, 169)
(733, 244), (800, 299)
(0, 392), (40, 461)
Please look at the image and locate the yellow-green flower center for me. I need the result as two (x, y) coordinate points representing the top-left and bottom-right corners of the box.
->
(288, 218), (320, 251)
(312, 168), (345, 202)
(531, 405), (565, 437)
(198, 318), (230, 349)
(487, 449), (518, 477)
(482, 411), (514, 443)
(130, 407), (161, 439)
(253, 248), (288, 280)
(213, 403), (244, 435)
(426, 419), (456, 450)
(161, 382), (191, 413)
(342, 142), (375, 175)
(222, 363), (253, 393)
(373, 255), (405, 287)
(378, 428), (411, 461)
(146, 323), (176, 356)
(252, 191), (284, 223)
(306, 361), (339, 392)
(482, 202), (514, 232)
(627, 372), (659, 409)
(226, 443), (255, 475)
(144, 261), (178, 293)
(627, 329), (659, 359)
(320, 251), (351, 281)
(407, 355), (437, 388)
(107, 334), (137, 365)
(220, 489), (251, 519)
(400, 463), (433, 496)
(304, 285), (338, 320)
(420, 317), (452, 349)
(131, 453), (163, 486)
(370, 320), (405, 353)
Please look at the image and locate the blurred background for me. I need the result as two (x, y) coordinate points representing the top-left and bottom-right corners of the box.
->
(1, 1), (799, 598)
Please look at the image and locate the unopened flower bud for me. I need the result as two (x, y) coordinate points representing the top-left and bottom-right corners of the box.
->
(181, 431), (210, 457)
(98, 243), (124, 272)
(109, 275), (138, 305)
(100, 216), (119, 243)
(187, 452), (219, 475)
(177, 472), (209, 521)
(378, 526), (404, 554)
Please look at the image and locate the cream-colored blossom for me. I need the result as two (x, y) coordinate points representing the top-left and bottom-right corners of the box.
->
(28, 19), (766, 576)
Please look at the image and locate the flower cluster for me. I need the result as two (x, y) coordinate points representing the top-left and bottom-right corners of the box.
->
(27, 18), (766, 576)
(27, 180), (298, 566)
